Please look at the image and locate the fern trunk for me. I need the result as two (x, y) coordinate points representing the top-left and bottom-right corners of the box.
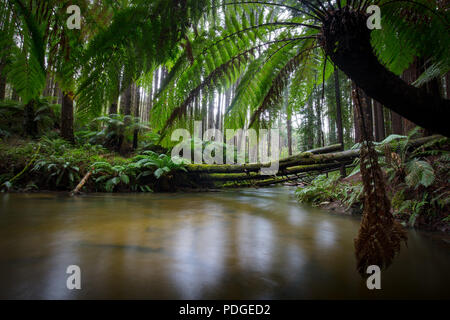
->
(322, 9), (450, 137)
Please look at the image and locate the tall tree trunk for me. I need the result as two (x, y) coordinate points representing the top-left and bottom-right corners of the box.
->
(133, 85), (141, 149)
(24, 99), (37, 137)
(445, 72), (450, 99)
(322, 9), (450, 137)
(109, 102), (118, 114)
(61, 92), (75, 143)
(122, 84), (132, 117)
(352, 82), (361, 143)
(373, 100), (385, 142)
(208, 91), (215, 129)
(334, 67), (345, 176)
(287, 114), (293, 156)
(118, 84), (133, 152)
(215, 91), (222, 130)
(0, 63), (6, 100)
(391, 111), (404, 135)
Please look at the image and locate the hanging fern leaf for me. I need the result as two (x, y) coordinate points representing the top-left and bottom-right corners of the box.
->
(405, 159), (435, 188)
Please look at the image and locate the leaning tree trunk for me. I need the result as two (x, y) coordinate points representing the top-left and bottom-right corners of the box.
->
(61, 92), (75, 143)
(352, 85), (407, 274)
(321, 9), (450, 137)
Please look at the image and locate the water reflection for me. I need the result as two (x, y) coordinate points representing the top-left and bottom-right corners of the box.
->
(0, 189), (449, 299)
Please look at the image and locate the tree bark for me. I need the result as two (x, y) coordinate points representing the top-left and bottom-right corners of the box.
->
(109, 102), (118, 115)
(122, 84), (132, 117)
(391, 110), (404, 135)
(61, 92), (75, 143)
(24, 99), (37, 137)
(0, 63), (6, 100)
(373, 100), (385, 141)
(334, 67), (345, 176)
(322, 9), (450, 137)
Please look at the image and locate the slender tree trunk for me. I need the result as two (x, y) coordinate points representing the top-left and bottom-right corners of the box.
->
(287, 114), (293, 156)
(215, 91), (222, 130)
(0, 63), (6, 100)
(24, 99), (37, 137)
(133, 85), (141, 149)
(334, 67), (345, 176)
(373, 100), (385, 141)
(109, 102), (118, 114)
(352, 82), (361, 143)
(118, 84), (133, 152)
(61, 92), (75, 143)
(306, 100), (314, 150)
(391, 111), (403, 135)
(208, 91), (215, 129)
(315, 91), (323, 147)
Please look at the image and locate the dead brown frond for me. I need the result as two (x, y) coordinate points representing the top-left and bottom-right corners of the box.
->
(352, 86), (408, 275)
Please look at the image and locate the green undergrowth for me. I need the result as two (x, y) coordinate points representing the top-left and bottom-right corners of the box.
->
(296, 133), (450, 232)
(0, 136), (190, 193)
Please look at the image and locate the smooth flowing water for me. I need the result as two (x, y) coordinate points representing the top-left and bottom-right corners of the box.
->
(0, 187), (449, 299)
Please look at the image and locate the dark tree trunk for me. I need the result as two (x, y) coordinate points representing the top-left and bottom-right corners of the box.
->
(306, 101), (314, 150)
(322, 9), (450, 137)
(122, 84), (132, 116)
(334, 67), (345, 176)
(373, 100), (385, 142)
(287, 114), (293, 156)
(24, 99), (37, 137)
(352, 82), (373, 142)
(445, 72), (450, 99)
(117, 84), (133, 153)
(0, 64), (6, 100)
(391, 111), (404, 135)
(61, 92), (75, 143)
(352, 82), (361, 143)
(315, 91), (324, 147)
(109, 102), (118, 115)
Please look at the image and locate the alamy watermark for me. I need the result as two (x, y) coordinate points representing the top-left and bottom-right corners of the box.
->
(66, 265), (81, 290)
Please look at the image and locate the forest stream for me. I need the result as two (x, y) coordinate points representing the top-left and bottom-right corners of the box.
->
(1, 187), (449, 300)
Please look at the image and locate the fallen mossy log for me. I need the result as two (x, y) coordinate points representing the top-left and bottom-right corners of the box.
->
(186, 150), (359, 174)
(221, 163), (356, 188)
(185, 135), (442, 175)
(305, 143), (343, 154)
(208, 161), (354, 181)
